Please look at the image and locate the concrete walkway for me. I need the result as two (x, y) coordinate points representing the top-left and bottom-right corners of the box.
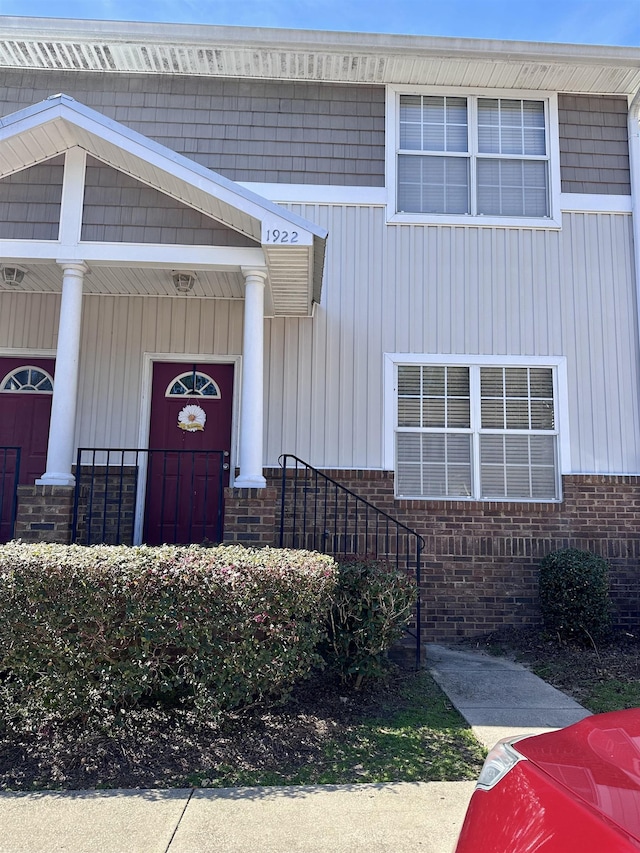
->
(426, 643), (591, 750)
(0, 644), (592, 853)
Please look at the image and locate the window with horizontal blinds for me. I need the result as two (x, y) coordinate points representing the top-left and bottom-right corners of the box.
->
(397, 95), (549, 218)
(395, 364), (559, 500)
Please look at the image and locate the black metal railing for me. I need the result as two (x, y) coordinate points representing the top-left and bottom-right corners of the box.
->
(278, 454), (424, 669)
(72, 447), (228, 546)
(0, 446), (21, 544)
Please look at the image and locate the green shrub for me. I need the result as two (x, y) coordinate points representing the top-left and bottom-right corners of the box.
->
(0, 543), (337, 730)
(320, 559), (417, 686)
(538, 548), (612, 644)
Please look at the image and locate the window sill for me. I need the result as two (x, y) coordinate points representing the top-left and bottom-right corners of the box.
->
(386, 211), (563, 229)
(394, 494), (562, 503)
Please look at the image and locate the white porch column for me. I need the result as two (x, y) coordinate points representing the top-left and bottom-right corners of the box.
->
(235, 267), (268, 488)
(37, 261), (88, 487)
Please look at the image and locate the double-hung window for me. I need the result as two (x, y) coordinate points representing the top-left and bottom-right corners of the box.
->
(389, 88), (558, 224)
(393, 360), (562, 501)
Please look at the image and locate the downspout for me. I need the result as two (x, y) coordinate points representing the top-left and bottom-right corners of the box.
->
(629, 90), (640, 404)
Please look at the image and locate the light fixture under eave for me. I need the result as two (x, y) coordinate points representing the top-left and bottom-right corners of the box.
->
(1, 266), (26, 286)
(172, 271), (197, 294)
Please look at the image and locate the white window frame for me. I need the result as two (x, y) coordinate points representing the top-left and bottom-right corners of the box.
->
(383, 353), (571, 502)
(385, 86), (562, 229)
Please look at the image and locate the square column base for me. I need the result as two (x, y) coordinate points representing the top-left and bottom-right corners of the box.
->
(14, 485), (75, 544)
(223, 487), (277, 547)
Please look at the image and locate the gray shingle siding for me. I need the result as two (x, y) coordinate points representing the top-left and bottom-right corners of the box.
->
(82, 157), (259, 245)
(0, 71), (385, 187)
(558, 94), (630, 195)
(0, 155), (64, 240)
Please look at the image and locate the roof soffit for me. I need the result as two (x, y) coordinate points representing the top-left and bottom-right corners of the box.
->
(0, 18), (639, 94)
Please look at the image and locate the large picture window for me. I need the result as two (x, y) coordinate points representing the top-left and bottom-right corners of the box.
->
(390, 89), (557, 224)
(394, 362), (560, 501)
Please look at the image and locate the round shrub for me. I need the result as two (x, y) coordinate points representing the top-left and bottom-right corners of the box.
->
(538, 548), (612, 644)
(320, 559), (417, 686)
(0, 542), (337, 729)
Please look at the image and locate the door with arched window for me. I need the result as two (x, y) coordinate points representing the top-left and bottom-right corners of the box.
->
(0, 358), (55, 542)
(145, 361), (234, 545)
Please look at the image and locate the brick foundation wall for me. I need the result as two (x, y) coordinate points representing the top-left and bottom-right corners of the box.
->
(223, 487), (278, 547)
(265, 468), (640, 642)
(14, 485), (75, 544)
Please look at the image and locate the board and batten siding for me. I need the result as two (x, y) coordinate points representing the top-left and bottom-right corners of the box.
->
(264, 204), (639, 475)
(0, 291), (245, 450)
(0, 208), (637, 476)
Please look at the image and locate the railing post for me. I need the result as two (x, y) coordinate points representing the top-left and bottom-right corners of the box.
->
(279, 456), (288, 547)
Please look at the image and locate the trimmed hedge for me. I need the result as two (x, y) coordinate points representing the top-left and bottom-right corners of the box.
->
(0, 543), (337, 729)
(539, 547), (612, 645)
(321, 559), (417, 685)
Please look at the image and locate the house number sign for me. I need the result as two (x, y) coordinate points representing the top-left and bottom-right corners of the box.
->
(264, 229), (299, 244)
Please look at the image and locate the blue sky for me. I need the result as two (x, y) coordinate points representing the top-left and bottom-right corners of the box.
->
(0, 0), (639, 46)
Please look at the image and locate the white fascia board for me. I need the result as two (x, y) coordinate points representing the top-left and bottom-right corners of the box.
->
(239, 183), (386, 206)
(560, 193), (632, 213)
(0, 240), (265, 269)
(0, 95), (327, 242)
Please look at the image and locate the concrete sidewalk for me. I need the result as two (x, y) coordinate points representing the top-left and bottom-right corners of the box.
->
(0, 782), (476, 853)
(426, 643), (591, 750)
(0, 643), (592, 853)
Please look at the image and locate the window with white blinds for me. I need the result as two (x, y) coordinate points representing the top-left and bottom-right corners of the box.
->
(395, 364), (559, 500)
(396, 95), (550, 218)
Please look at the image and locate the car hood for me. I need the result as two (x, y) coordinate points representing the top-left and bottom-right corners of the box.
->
(517, 709), (640, 842)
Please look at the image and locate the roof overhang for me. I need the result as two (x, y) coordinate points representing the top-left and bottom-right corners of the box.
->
(0, 94), (327, 315)
(0, 17), (639, 95)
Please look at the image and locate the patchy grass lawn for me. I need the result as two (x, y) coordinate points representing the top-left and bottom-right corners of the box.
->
(0, 667), (485, 791)
(187, 670), (485, 788)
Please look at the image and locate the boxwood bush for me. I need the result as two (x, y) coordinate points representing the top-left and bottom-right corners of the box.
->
(539, 547), (612, 645)
(0, 542), (337, 729)
(320, 559), (417, 686)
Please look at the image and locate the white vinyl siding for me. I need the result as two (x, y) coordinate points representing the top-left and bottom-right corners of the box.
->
(0, 210), (637, 477)
(394, 92), (552, 221)
(395, 363), (560, 500)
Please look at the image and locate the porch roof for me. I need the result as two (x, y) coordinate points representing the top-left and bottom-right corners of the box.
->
(0, 94), (327, 316)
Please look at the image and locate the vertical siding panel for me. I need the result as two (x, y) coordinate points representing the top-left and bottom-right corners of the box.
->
(366, 207), (386, 464)
(265, 315), (286, 463)
(1, 208), (636, 476)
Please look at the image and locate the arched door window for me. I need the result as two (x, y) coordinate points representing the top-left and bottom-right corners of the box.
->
(1, 366), (54, 394)
(165, 370), (221, 398)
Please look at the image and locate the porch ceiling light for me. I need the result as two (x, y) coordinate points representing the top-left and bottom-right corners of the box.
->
(1, 265), (26, 286)
(172, 270), (197, 293)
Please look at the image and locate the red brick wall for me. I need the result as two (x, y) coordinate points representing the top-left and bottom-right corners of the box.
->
(265, 469), (640, 642)
(14, 485), (75, 544)
(223, 487), (278, 547)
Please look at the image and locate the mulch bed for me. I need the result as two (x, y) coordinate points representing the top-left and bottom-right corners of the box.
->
(0, 669), (409, 791)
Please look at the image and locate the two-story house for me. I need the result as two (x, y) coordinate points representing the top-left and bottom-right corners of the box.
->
(1, 17), (639, 639)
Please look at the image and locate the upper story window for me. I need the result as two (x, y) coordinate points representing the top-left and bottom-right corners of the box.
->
(387, 87), (561, 228)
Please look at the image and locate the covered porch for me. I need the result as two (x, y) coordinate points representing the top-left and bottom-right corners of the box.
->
(0, 94), (326, 545)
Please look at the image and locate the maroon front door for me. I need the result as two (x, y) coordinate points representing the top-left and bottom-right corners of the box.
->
(144, 362), (234, 545)
(0, 358), (55, 542)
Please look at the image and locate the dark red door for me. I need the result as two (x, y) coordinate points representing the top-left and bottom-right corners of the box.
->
(144, 362), (234, 545)
(0, 358), (55, 542)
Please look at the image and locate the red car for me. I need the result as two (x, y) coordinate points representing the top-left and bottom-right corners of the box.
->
(455, 709), (640, 852)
